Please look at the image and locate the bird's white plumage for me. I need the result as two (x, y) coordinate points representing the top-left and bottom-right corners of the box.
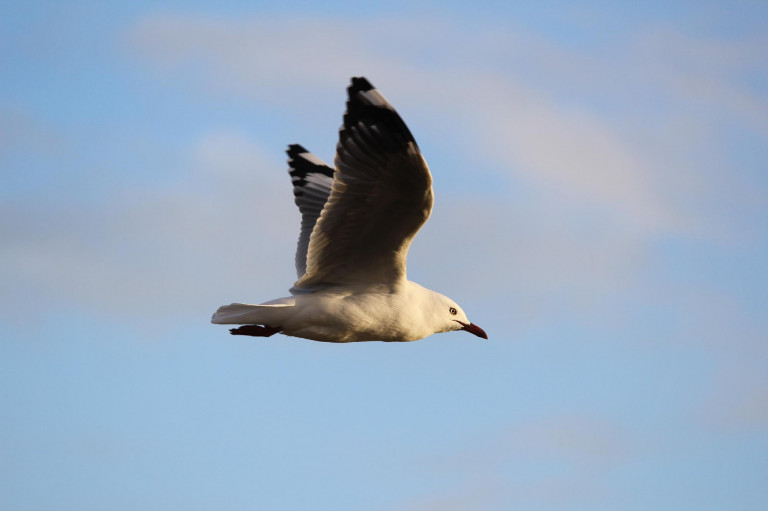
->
(212, 77), (486, 343)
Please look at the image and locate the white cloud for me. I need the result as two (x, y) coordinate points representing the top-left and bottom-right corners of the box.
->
(192, 130), (277, 177)
(0, 132), (297, 327)
(124, 15), (406, 101)
(633, 28), (768, 136)
(124, 12), (768, 241)
(0, 105), (62, 157)
(398, 414), (632, 511)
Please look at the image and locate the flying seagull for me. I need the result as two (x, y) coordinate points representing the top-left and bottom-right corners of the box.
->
(211, 77), (487, 342)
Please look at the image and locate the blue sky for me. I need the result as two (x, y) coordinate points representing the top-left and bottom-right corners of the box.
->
(2, 1), (767, 510)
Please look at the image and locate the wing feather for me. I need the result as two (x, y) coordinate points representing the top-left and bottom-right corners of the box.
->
(286, 144), (334, 278)
(294, 77), (433, 289)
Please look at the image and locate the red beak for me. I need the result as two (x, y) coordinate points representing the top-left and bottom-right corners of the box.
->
(459, 321), (488, 339)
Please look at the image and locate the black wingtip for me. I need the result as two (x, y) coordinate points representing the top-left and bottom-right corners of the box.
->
(286, 144), (334, 186)
(348, 76), (375, 96)
(287, 144), (308, 158)
(341, 77), (417, 150)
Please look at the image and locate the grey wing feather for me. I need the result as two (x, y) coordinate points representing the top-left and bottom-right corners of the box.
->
(295, 77), (433, 289)
(286, 144), (334, 279)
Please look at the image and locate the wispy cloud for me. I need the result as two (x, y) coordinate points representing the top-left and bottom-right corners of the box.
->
(0, 105), (62, 158)
(0, 131), (296, 326)
(398, 414), (632, 510)
(125, 13), (767, 240)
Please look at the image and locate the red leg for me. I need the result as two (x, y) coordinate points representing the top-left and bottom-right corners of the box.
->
(229, 325), (282, 337)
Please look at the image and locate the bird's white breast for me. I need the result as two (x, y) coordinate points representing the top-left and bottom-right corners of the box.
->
(281, 282), (436, 342)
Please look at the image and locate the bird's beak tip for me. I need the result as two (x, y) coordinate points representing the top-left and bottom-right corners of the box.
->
(462, 322), (488, 339)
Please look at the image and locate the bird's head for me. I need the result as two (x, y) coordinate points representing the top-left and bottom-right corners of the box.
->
(426, 290), (488, 339)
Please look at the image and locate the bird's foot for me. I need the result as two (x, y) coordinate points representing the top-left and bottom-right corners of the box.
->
(229, 325), (282, 337)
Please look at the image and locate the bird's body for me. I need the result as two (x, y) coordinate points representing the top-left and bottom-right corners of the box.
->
(212, 77), (486, 343)
(213, 281), (476, 343)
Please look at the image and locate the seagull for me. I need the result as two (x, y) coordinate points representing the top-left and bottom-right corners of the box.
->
(211, 77), (487, 342)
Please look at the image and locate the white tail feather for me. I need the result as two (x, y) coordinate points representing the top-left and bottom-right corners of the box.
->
(211, 302), (293, 325)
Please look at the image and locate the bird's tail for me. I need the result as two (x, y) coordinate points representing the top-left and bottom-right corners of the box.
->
(211, 300), (294, 325)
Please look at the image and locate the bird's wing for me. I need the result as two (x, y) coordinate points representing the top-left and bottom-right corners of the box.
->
(294, 77), (433, 289)
(286, 144), (334, 279)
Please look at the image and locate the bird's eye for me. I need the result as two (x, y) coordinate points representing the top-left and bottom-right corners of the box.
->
(449, 307), (457, 315)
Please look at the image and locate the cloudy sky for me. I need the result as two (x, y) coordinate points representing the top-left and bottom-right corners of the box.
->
(2, 1), (767, 510)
